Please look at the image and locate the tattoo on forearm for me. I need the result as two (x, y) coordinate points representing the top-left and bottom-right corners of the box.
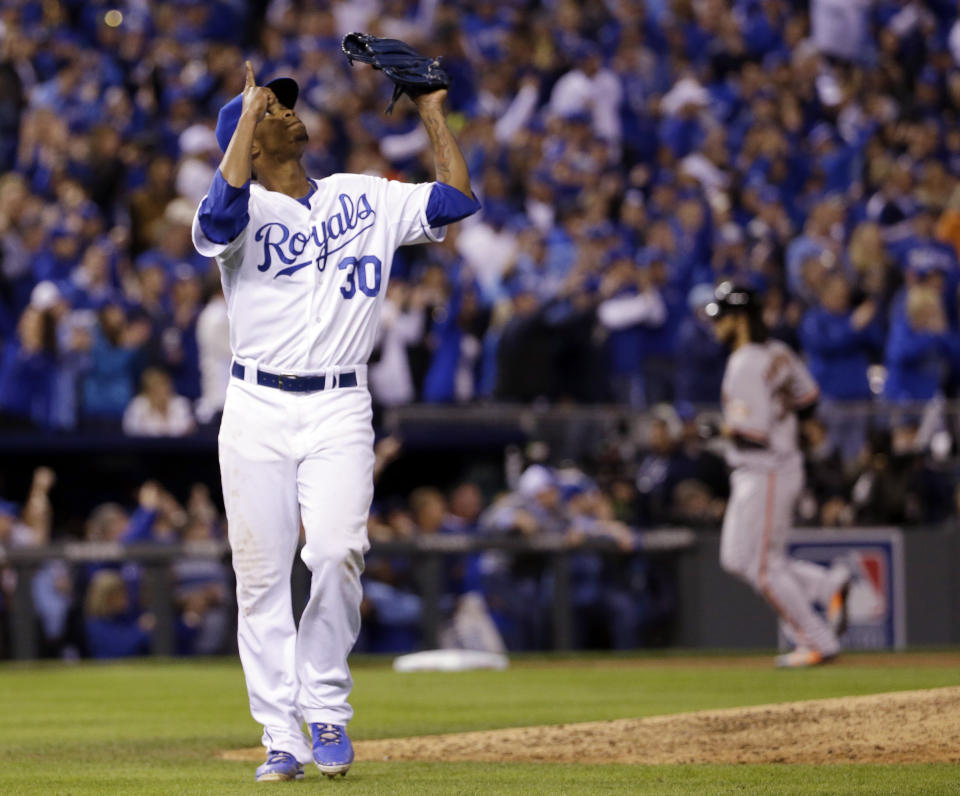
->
(423, 113), (453, 185)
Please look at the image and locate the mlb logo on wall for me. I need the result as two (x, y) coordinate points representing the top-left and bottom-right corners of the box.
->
(786, 528), (906, 650)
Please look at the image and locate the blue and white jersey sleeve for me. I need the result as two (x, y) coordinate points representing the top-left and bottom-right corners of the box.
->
(191, 171), (250, 268)
(427, 183), (481, 227)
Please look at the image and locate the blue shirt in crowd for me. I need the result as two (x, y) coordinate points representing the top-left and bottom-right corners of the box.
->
(81, 330), (139, 419)
(0, 340), (55, 426)
(673, 316), (726, 404)
(799, 308), (883, 401)
(884, 320), (952, 401)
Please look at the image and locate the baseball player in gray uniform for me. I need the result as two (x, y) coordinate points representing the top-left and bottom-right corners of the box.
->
(192, 63), (479, 781)
(706, 282), (851, 668)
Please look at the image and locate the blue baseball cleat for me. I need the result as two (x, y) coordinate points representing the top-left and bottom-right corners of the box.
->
(310, 723), (354, 778)
(255, 750), (304, 782)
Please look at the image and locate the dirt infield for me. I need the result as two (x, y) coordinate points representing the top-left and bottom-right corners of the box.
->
(505, 652), (960, 670)
(221, 686), (960, 765)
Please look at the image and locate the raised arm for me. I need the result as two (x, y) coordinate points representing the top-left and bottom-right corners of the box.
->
(413, 89), (473, 198)
(196, 62), (276, 247)
(22, 466), (55, 545)
(220, 62), (274, 188)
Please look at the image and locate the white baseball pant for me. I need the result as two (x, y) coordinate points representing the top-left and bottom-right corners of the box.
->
(218, 371), (373, 763)
(719, 460), (841, 656)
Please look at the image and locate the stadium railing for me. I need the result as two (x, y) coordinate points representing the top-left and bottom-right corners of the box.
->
(0, 530), (695, 660)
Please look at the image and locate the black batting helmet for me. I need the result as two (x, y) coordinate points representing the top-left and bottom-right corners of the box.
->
(704, 281), (761, 319)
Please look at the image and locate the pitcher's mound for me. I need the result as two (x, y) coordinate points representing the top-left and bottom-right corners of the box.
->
(220, 686), (960, 765)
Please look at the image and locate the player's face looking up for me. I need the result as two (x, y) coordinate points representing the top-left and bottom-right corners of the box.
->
(251, 94), (308, 162)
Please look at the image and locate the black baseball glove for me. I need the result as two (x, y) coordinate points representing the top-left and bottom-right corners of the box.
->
(342, 32), (450, 114)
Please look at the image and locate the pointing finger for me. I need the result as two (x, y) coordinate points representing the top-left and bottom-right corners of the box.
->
(244, 60), (256, 88)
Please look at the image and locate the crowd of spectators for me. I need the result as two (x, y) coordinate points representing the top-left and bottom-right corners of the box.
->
(0, 467), (230, 659)
(0, 442), (680, 658)
(3, 411), (959, 659)
(5, 0), (960, 449)
(362, 441), (674, 652)
(596, 402), (958, 529)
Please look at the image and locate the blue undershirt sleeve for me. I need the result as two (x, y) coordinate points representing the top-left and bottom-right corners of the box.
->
(426, 182), (481, 226)
(197, 170), (251, 245)
(119, 508), (157, 544)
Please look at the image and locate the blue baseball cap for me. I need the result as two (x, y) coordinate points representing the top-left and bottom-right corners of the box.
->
(215, 77), (300, 153)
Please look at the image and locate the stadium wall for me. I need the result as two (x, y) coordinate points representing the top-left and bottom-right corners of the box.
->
(676, 529), (960, 648)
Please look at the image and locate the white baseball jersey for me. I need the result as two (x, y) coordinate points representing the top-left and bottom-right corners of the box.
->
(191, 174), (444, 372)
(721, 339), (819, 471)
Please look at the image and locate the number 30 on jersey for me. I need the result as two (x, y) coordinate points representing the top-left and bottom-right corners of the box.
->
(338, 255), (382, 299)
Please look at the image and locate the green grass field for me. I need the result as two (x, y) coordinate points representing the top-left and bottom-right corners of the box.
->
(1, 651), (958, 794)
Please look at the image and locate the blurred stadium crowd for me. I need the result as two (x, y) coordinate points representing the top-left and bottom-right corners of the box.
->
(0, 466), (231, 658)
(5, 0), (960, 656)
(0, 452), (678, 658)
(6, 0), (960, 423)
(1, 418), (955, 659)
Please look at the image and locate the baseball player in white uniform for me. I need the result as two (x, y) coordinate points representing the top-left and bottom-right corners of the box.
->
(192, 63), (479, 781)
(706, 282), (851, 669)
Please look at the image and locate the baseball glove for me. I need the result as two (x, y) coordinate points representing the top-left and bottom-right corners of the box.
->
(341, 32), (450, 114)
